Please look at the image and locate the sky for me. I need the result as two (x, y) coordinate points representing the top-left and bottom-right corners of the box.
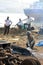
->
(0, 0), (39, 13)
(0, 0), (42, 28)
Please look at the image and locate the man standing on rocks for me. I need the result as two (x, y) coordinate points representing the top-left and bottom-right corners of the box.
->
(4, 16), (12, 35)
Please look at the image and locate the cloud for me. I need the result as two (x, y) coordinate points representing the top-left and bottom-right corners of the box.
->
(0, 0), (39, 13)
(30, 0), (43, 9)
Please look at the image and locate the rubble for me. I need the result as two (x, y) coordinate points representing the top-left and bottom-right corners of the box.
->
(0, 40), (41, 65)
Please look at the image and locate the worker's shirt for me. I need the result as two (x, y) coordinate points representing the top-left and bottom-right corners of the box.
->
(5, 19), (12, 26)
(17, 21), (23, 26)
(27, 35), (34, 44)
(26, 17), (32, 24)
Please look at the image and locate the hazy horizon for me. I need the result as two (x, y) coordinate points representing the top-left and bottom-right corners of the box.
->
(0, 0), (39, 13)
(0, 0), (43, 28)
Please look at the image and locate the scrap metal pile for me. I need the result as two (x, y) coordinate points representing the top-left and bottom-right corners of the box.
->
(0, 41), (41, 65)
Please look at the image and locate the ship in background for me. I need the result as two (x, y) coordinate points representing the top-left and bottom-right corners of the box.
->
(24, 0), (43, 29)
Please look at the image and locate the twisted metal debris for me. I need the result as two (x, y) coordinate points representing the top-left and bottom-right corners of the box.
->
(0, 42), (41, 65)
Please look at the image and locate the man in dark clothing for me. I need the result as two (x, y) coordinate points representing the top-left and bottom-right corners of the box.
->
(4, 16), (12, 35)
(26, 31), (35, 49)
